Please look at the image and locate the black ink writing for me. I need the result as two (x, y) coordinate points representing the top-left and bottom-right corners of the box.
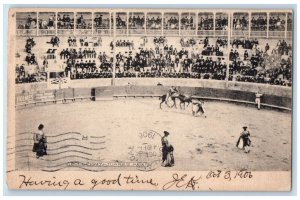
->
(123, 174), (158, 187)
(206, 170), (222, 179)
(90, 173), (122, 190)
(162, 173), (201, 190)
(18, 175), (70, 190)
(234, 170), (253, 179)
(224, 171), (232, 181)
(74, 178), (85, 186)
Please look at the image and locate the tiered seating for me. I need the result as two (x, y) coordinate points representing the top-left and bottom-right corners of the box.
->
(14, 11), (293, 87)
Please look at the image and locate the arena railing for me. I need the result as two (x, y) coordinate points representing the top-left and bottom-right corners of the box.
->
(15, 78), (292, 111)
(16, 29), (37, 36)
(250, 30), (267, 38)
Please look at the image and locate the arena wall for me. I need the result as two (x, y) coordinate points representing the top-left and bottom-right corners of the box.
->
(15, 79), (292, 110)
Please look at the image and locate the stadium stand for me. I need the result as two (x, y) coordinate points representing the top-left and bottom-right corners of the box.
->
(15, 11), (292, 87)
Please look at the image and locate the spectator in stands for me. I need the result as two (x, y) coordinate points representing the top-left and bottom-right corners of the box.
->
(231, 38), (258, 49)
(147, 15), (162, 29)
(18, 14), (37, 29)
(50, 36), (60, 47)
(57, 14), (73, 29)
(116, 15), (126, 29)
(165, 16), (179, 29)
(129, 15), (145, 29)
(14, 25), (292, 88)
(287, 15), (292, 31)
(269, 15), (285, 31)
(233, 15), (249, 30)
(198, 15), (214, 30)
(25, 37), (36, 53)
(215, 15), (228, 30)
(67, 36), (77, 47)
(94, 15), (103, 27)
(181, 15), (194, 30)
(251, 15), (267, 31)
(38, 15), (55, 30)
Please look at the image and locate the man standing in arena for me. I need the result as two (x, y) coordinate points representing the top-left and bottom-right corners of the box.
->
(33, 124), (48, 159)
(161, 131), (174, 167)
(236, 126), (251, 153)
(192, 99), (207, 117)
(255, 92), (263, 110)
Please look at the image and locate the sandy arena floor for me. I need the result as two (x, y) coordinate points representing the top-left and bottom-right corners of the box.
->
(10, 99), (291, 172)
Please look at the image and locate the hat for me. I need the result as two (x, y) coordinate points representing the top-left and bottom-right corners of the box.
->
(38, 124), (44, 130)
(243, 126), (247, 129)
(164, 131), (170, 135)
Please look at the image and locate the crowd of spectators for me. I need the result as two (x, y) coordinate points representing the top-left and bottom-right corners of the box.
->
(59, 49), (112, 80)
(77, 36), (101, 47)
(67, 37), (77, 47)
(14, 11), (293, 86)
(233, 16), (249, 30)
(76, 14), (92, 29)
(116, 15), (127, 29)
(60, 48), (97, 60)
(216, 37), (228, 47)
(269, 15), (285, 31)
(57, 14), (74, 29)
(104, 37), (228, 81)
(129, 15), (145, 29)
(49, 36), (60, 47)
(17, 12), (293, 33)
(164, 17), (179, 29)
(17, 14), (37, 29)
(154, 37), (167, 46)
(231, 38), (259, 49)
(180, 38), (196, 47)
(215, 15), (228, 30)
(115, 40), (135, 49)
(198, 15), (214, 30)
(24, 38), (37, 65)
(275, 40), (292, 56)
(147, 16), (162, 29)
(94, 14), (110, 30)
(15, 37), (48, 84)
(38, 16), (55, 29)
(228, 38), (292, 86)
(251, 16), (267, 31)
(15, 63), (47, 83)
(15, 35), (292, 86)
(180, 16), (194, 30)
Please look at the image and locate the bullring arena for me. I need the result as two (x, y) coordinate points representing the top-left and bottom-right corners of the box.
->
(7, 8), (292, 173)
